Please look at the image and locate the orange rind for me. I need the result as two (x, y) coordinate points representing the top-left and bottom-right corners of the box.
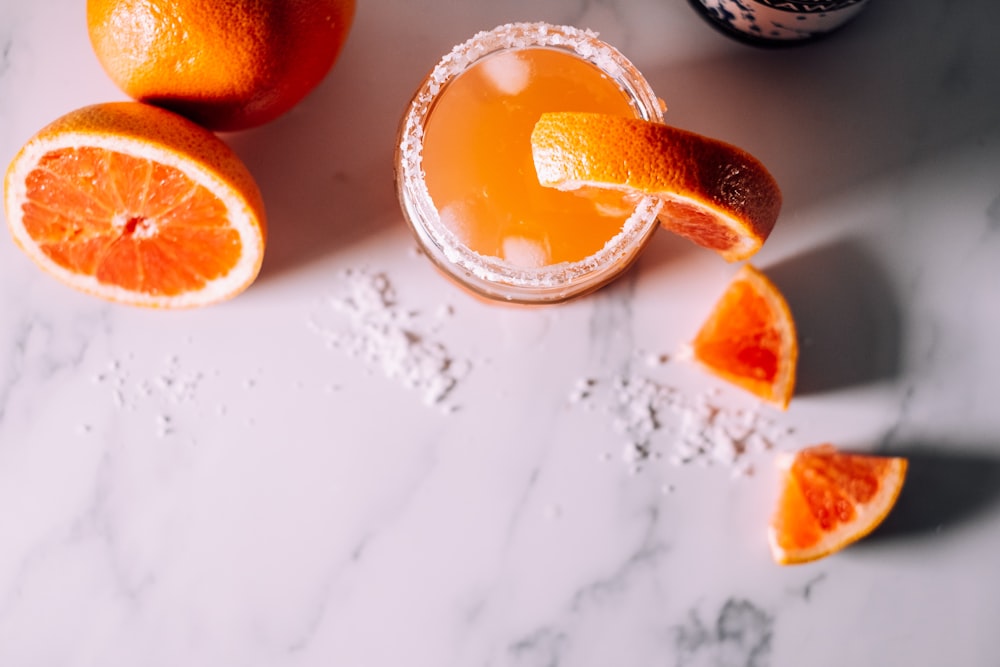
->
(87, 0), (356, 131)
(531, 111), (781, 261)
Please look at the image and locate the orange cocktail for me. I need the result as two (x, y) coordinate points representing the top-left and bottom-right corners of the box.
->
(397, 23), (664, 304)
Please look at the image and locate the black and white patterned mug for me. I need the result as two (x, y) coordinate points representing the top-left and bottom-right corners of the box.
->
(689, 0), (871, 45)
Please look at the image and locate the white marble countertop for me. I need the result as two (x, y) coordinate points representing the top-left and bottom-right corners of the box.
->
(2, 0), (1000, 665)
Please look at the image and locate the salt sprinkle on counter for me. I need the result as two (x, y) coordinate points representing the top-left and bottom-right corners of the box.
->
(310, 269), (471, 411)
(571, 364), (793, 477)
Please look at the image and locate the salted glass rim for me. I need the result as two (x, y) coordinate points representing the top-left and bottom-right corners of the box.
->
(395, 22), (665, 303)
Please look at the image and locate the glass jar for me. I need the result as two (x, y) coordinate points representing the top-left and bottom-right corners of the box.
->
(394, 23), (664, 304)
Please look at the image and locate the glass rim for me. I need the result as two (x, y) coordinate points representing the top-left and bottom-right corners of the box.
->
(395, 22), (665, 304)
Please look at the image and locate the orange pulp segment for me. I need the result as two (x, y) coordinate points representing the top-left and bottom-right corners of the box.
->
(769, 445), (908, 565)
(691, 264), (797, 409)
(421, 48), (640, 266)
(4, 102), (266, 308)
(530, 112), (782, 261)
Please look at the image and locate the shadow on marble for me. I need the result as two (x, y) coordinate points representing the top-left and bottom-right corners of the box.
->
(219, 8), (452, 283)
(864, 445), (1000, 542)
(214, 0), (1000, 284)
(764, 238), (902, 395)
(220, 0), (630, 284)
(642, 0), (1000, 217)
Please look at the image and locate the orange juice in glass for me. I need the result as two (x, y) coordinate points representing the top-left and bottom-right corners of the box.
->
(396, 23), (664, 304)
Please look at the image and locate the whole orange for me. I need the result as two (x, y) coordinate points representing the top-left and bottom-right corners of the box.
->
(87, 0), (356, 131)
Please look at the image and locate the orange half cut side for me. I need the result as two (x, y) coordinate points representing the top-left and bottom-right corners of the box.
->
(4, 102), (266, 308)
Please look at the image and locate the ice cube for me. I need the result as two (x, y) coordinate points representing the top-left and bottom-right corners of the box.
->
(480, 52), (531, 96)
(502, 236), (549, 268)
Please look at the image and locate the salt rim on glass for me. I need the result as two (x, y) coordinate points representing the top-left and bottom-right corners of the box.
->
(394, 22), (665, 304)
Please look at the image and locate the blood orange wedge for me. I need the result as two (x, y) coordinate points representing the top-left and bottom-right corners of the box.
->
(690, 264), (797, 409)
(769, 445), (908, 565)
(3, 102), (266, 308)
(530, 112), (782, 261)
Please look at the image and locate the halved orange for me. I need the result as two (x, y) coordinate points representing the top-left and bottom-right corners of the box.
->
(691, 264), (797, 409)
(769, 445), (908, 565)
(3, 102), (266, 308)
(530, 112), (782, 262)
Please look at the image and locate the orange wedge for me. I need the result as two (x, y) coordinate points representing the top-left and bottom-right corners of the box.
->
(530, 112), (782, 261)
(769, 445), (908, 565)
(3, 102), (266, 308)
(690, 264), (797, 409)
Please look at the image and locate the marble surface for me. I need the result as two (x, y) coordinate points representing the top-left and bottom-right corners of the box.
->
(2, 0), (1000, 665)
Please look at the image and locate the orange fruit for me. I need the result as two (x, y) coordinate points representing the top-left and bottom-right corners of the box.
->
(690, 264), (797, 409)
(769, 445), (908, 565)
(87, 0), (356, 131)
(530, 112), (782, 261)
(3, 102), (266, 308)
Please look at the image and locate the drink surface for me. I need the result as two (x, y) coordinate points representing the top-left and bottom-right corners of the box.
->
(421, 47), (637, 267)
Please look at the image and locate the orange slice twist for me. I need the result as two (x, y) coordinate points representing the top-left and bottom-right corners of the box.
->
(530, 112), (782, 261)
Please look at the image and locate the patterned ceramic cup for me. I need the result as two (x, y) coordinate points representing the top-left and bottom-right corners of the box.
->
(689, 0), (871, 44)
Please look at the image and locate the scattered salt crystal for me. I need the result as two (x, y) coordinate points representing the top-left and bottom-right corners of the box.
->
(639, 350), (671, 367)
(622, 441), (651, 475)
(571, 369), (793, 479)
(94, 354), (209, 435)
(155, 414), (174, 438)
(311, 269), (471, 409)
(569, 377), (597, 403)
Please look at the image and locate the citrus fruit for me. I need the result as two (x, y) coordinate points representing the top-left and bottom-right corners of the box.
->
(3, 102), (266, 308)
(87, 0), (356, 131)
(690, 264), (797, 409)
(530, 112), (782, 261)
(769, 445), (908, 565)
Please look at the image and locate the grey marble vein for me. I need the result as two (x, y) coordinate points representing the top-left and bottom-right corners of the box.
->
(673, 598), (774, 667)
